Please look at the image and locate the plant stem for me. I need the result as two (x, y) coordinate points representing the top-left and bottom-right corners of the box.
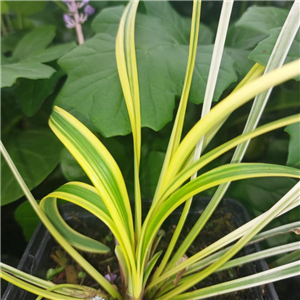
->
(1, 16), (8, 36)
(70, 0), (84, 44)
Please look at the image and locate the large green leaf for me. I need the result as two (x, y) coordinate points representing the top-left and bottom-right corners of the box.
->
(14, 201), (39, 241)
(60, 148), (90, 183)
(23, 42), (77, 63)
(1, 129), (63, 205)
(2, 55), (12, 67)
(1, 62), (56, 88)
(235, 6), (288, 35)
(16, 68), (65, 116)
(1, 27), (76, 89)
(1, 31), (26, 55)
(285, 123), (300, 168)
(12, 26), (56, 62)
(225, 22), (267, 76)
(229, 177), (298, 216)
(1, 88), (23, 134)
(55, 3), (237, 137)
(225, 6), (290, 77)
(5, 1), (47, 16)
(140, 151), (165, 198)
(226, 23), (267, 50)
(224, 48), (253, 76)
(249, 28), (300, 80)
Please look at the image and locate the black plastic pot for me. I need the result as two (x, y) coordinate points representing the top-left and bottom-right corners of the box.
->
(2, 198), (279, 300)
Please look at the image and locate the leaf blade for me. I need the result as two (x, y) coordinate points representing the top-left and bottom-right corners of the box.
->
(40, 196), (111, 254)
(1, 62), (56, 88)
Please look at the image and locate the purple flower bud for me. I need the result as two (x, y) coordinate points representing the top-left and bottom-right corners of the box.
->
(62, 0), (69, 3)
(105, 273), (117, 283)
(63, 14), (72, 23)
(84, 4), (95, 16)
(63, 14), (76, 28)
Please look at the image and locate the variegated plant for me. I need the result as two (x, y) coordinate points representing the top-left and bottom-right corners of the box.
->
(1, 1), (300, 300)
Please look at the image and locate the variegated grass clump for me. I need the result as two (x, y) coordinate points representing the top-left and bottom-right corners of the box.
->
(1, 1), (300, 300)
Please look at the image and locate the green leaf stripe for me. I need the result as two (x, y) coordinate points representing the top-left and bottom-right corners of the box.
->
(172, 261), (300, 300)
(49, 106), (136, 275)
(40, 182), (113, 254)
(143, 163), (300, 259)
(159, 114), (300, 203)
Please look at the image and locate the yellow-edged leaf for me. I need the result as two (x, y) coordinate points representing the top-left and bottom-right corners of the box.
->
(49, 106), (136, 273)
(160, 114), (300, 201)
(142, 163), (300, 261)
(153, 1), (202, 204)
(40, 182), (115, 254)
(116, 0), (142, 241)
(164, 59), (300, 187)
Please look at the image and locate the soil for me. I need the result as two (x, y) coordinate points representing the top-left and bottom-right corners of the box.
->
(48, 204), (267, 300)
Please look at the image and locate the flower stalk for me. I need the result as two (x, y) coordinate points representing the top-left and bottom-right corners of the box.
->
(62, 0), (95, 45)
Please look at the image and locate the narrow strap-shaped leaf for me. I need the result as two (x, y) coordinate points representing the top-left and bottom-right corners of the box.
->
(49, 106), (135, 265)
(40, 197), (110, 254)
(157, 241), (300, 296)
(1, 263), (54, 290)
(41, 198), (110, 254)
(1, 271), (88, 300)
(143, 251), (162, 288)
(171, 261), (300, 300)
(202, 62), (265, 156)
(35, 283), (108, 300)
(185, 222), (300, 275)
(145, 217), (300, 294)
(143, 114), (299, 282)
(142, 164), (300, 265)
(155, 114), (299, 272)
(160, 114), (300, 202)
(197, 1), (300, 259)
(149, 182), (299, 294)
(163, 59), (300, 187)
(149, 1), (202, 283)
(218, 241), (300, 272)
(0, 142), (121, 299)
(272, 250), (300, 267)
(115, 245), (129, 293)
(152, 1), (201, 204)
(138, 0), (201, 279)
(156, 221), (300, 295)
(154, 62), (264, 285)
(41, 182), (132, 267)
(116, 0), (142, 239)
(194, 0), (234, 158)
(45, 182), (111, 220)
(193, 241), (300, 276)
